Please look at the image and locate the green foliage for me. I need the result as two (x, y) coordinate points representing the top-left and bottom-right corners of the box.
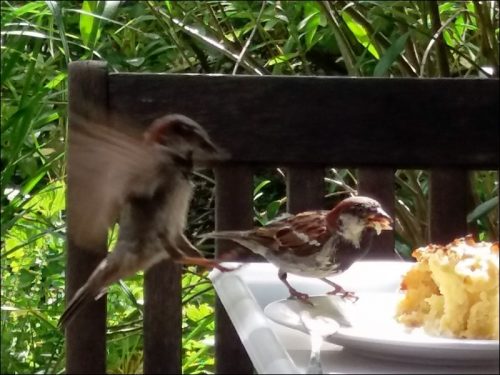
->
(1, 1), (498, 373)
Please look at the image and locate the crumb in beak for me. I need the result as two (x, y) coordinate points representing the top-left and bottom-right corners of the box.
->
(367, 214), (393, 235)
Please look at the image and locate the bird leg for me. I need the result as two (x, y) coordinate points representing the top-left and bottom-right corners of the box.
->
(172, 235), (242, 273)
(174, 256), (242, 273)
(278, 271), (313, 305)
(320, 278), (358, 303)
(177, 234), (205, 258)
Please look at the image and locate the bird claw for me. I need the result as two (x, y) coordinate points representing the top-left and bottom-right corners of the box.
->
(342, 291), (359, 303)
(288, 291), (314, 306)
(214, 263), (243, 273)
(174, 256), (242, 273)
(327, 289), (359, 303)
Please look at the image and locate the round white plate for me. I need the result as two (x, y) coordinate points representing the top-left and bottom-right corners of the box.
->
(264, 293), (499, 364)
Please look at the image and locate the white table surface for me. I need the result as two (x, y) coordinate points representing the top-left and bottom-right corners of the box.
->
(209, 261), (500, 374)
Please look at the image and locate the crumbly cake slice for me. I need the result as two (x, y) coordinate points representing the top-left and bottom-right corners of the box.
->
(396, 235), (499, 340)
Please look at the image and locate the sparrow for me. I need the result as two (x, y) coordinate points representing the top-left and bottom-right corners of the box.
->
(59, 113), (229, 328)
(201, 196), (393, 303)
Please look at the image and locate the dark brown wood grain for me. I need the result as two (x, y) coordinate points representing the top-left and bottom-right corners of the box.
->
(214, 166), (254, 374)
(214, 166), (258, 260)
(429, 169), (469, 244)
(144, 260), (182, 374)
(66, 61), (108, 374)
(357, 168), (397, 259)
(287, 167), (325, 213)
(108, 74), (499, 169)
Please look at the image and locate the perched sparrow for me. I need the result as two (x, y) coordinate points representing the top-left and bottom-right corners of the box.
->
(59, 113), (229, 328)
(202, 196), (393, 303)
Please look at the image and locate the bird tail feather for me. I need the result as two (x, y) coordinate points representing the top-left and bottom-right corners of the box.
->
(199, 230), (248, 241)
(58, 258), (116, 329)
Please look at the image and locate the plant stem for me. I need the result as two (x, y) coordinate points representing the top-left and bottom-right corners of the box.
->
(428, 1), (450, 77)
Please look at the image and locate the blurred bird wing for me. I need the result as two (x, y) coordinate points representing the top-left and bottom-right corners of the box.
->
(252, 210), (330, 256)
(67, 115), (175, 249)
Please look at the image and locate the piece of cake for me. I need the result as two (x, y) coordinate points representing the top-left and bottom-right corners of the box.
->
(395, 235), (499, 340)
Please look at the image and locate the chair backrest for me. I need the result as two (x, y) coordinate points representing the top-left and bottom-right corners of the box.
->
(66, 60), (499, 374)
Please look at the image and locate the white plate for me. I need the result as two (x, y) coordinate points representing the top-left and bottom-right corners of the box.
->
(264, 293), (500, 365)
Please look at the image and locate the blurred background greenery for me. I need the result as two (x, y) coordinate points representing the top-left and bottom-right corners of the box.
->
(1, 1), (498, 373)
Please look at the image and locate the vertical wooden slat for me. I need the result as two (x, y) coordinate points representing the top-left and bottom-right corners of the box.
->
(144, 261), (182, 374)
(357, 168), (396, 259)
(214, 166), (254, 374)
(286, 167), (325, 213)
(66, 61), (108, 374)
(497, 168), (500, 243)
(429, 169), (468, 244)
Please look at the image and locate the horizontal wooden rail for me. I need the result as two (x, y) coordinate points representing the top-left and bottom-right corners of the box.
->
(108, 74), (499, 169)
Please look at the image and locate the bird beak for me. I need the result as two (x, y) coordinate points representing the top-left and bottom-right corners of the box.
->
(193, 138), (231, 167)
(366, 208), (393, 235)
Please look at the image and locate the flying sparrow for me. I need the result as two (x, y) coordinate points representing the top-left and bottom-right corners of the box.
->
(202, 196), (393, 303)
(59, 113), (229, 328)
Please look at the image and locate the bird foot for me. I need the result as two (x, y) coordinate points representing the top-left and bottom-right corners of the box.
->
(288, 290), (314, 306)
(327, 289), (359, 303)
(214, 263), (243, 273)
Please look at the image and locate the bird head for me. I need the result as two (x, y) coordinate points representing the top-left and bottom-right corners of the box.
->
(144, 114), (229, 168)
(325, 196), (393, 247)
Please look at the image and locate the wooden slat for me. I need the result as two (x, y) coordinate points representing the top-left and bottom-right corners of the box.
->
(144, 261), (182, 374)
(357, 168), (396, 259)
(214, 166), (260, 261)
(429, 169), (469, 244)
(214, 166), (254, 374)
(108, 75), (499, 169)
(287, 167), (325, 213)
(66, 61), (108, 374)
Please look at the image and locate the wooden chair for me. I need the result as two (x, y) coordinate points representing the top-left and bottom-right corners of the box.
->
(65, 60), (499, 374)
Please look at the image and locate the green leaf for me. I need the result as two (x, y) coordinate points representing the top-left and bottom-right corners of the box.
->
(253, 179), (270, 196)
(7, 2), (46, 19)
(265, 200), (281, 220)
(298, 12), (319, 31)
(185, 303), (213, 322)
(46, 1), (71, 63)
(341, 12), (379, 59)
(395, 239), (412, 259)
(373, 32), (409, 77)
(79, 1), (104, 48)
(467, 196), (499, 223)
(0, 30), (48, 39)
(266, 52), (299, 66)
(44, 72), (66, 89)
(126, 57), (145, 67)
(303, 12), (322, 49)
(79, 1), (94, 46)
(165, 1), (173, 13)
(26, 179), (65, 218)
